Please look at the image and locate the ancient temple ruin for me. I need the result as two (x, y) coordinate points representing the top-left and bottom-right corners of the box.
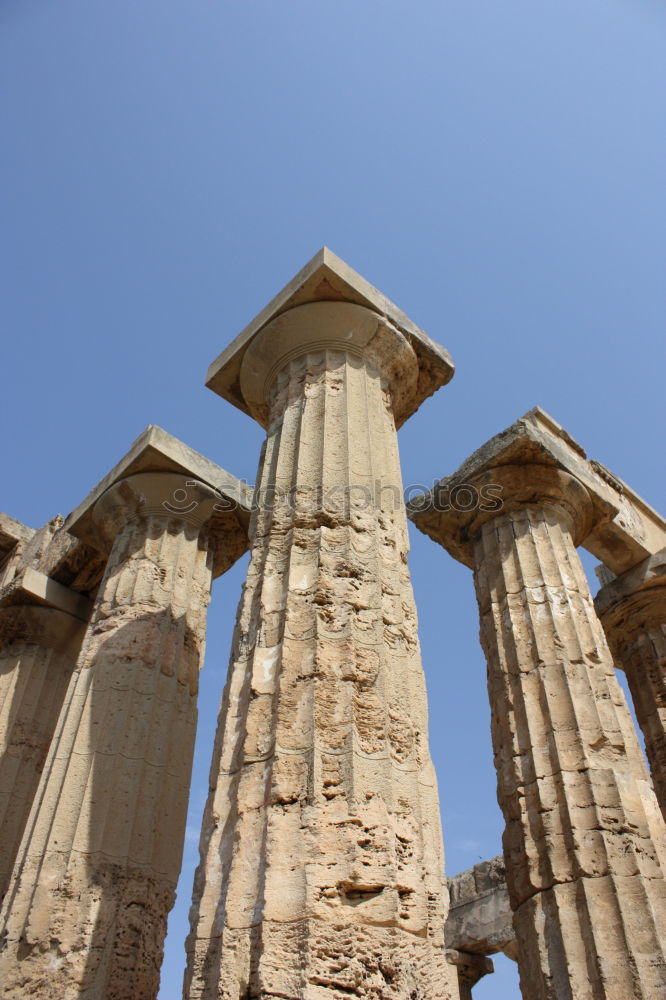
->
(0, 249), (664, 999)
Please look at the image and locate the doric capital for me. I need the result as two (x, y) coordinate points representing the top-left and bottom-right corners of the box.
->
(407, 407), (666, 573)
(0, 604), (84, 654)
(410, 460), (595, 568)
(92, 472), (221, 545)
(595, 548), (666, 648)
(205, 247), (455, 429)
(64, 425), (251, 578)
(238, 301), (419, 427)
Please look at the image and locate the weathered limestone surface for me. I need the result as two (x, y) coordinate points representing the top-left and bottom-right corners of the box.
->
(596, 550), (666, 819)
(0, 605), (84, 904)
(446, 856), (516, 961)
(0, 458), (248, 1000)
(187, 259), (458, 1000)
(409, 435), (666, 1000)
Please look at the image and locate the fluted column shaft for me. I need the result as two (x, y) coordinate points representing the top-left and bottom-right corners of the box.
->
(596, 559), (666, 820)
(0, 606), (84, 904)
(0, 472), (219, 1000)
(471, 467), (666, 1000)
(186, 305), (457, 999)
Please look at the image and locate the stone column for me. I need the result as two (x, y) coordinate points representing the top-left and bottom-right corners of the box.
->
(0, 472), (221, 1000)
(446, 951), (493, 1000)
(470, 466), (666, 1000)
(186, 300), (459, 999)
(0, 605), (85, 904)
(596, 550), (666, 819)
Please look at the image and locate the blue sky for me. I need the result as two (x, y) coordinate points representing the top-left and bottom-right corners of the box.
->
(2, 1), (665, 997)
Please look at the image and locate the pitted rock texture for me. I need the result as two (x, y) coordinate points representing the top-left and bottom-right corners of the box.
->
(474, 500), (666, 1000)
(186, 349), (457, 999)
(0, 480), (216, 1000)
(0, 606), (84, 904)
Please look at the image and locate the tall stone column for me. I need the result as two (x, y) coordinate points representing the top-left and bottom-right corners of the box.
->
(596, 550), (666, 819)
(0, 605), (85, 904)
(0, 472), (227, 1000)
(186, 252), (459, 1000)
(410, 450), (666, 1000)
(473, 468), (666, 999)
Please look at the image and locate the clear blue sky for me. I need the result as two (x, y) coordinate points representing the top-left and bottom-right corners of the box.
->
(2, 2), (665, 997)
